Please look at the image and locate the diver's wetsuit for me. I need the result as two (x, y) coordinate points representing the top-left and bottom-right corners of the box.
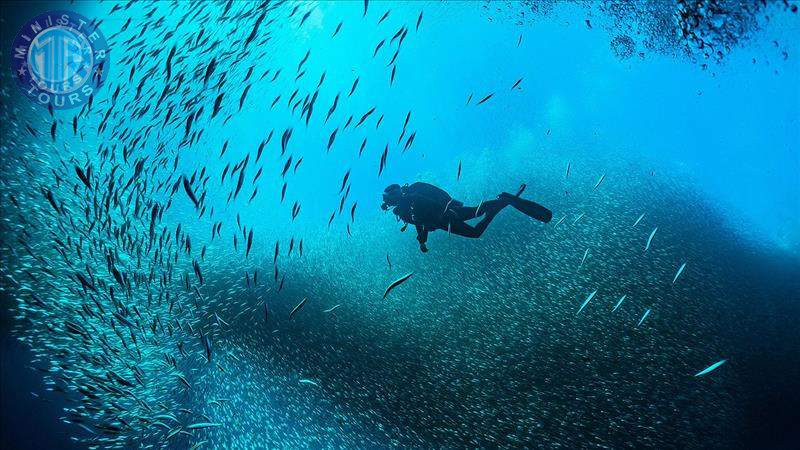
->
(387, 182), (551, 251)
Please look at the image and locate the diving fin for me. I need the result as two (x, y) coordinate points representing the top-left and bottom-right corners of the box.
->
(501, 193), (552, 223)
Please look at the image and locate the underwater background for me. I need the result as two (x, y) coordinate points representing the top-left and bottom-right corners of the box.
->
(0, 1), (798, 448)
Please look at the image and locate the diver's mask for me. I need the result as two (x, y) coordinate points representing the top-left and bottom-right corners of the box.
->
(381, 184), (403, 211)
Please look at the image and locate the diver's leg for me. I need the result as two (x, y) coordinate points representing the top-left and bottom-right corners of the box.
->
(476, 199), (507, 217)
(448, 221), (481, 238)
(455, 198), (507, 221)
(449, 204), (505, 238)
(452, 206), (479, 221)
(472, 204), (504, 235)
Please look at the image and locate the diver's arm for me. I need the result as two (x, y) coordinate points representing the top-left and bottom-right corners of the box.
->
(415, 225), (429, 253)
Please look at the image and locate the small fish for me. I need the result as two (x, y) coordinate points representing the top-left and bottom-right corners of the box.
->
(200, 333), (212, 362)
(403, 132), (415, 152)
(245, 229), (253, 258)
(377, 10), (390, 25)
(356, 107), (375, 127)
(378, 145), (388, 177)
(578, 248), (589, 269)
(644, 227), (658, 252)
(476, 93), (494, 105)
(203, 58), (217, 87)
(299, 9), (313, 27)
(373, 39), (385, 57)
(186, 423), (222, 430)
(211, 93), (224, 118)
(694, 359), (727, 377)
(299, 379), (319, 387)
(177, 374), (191, 389)
(325, 93), (340, 123)
(327, 129), (338, 151)
(593, 173), (606, 190)
(576, 290), (597, 315)
(182, 176), (199, 208)
(636, 309), (651, 327)
(632, 213), (645, 228)
(383, 272), (413, 299)
(612, 295), (626, 312)
(511, 78), (522, 90)
(289, 297), (307, 319)
(323, 304), (341, 313)
(75, 166), (91, 189)
(672, 262), (687, 285)
(239, 85), (251, 110)
(339, 169), (350, 193)
(565, 162), (571, 178)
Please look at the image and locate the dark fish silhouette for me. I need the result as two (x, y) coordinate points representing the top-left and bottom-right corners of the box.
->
(203, 58), (216, 87)
(476, 93), (494, 105)
(356, 107), (376, 128)
(239, 85), (251, 110)
(373, 39), (385, 57)
(339, 169), (350, 193)
(378, 145), (388, 176)
(378, 10), (390, 25)
(349, 77), (359, 97)
(182, 176), (199, 208)
(383, 272), (414, 299)
(327, 129), (338, 151)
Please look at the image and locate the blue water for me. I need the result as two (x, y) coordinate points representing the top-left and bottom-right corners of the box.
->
(0, 1), (798, 449)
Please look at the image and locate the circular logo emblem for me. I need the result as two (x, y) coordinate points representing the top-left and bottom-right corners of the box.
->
(11, 11), (110, 110)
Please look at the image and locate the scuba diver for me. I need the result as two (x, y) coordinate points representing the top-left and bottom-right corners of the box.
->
(381, 182), (552, 252)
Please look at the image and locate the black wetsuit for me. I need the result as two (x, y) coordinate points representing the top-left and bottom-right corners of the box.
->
(390, 182), (516, 248)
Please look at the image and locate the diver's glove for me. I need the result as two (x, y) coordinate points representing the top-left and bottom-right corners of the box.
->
(419, 243), (428, 253)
